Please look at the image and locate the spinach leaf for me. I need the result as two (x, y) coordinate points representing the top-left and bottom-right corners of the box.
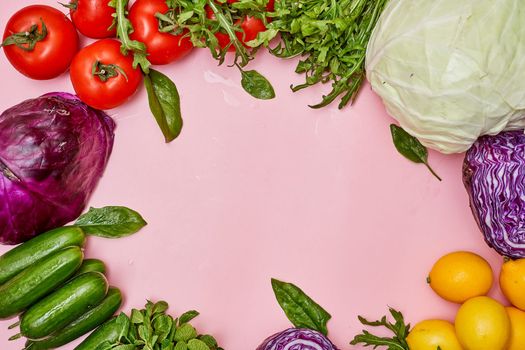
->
(75, 206), (147, 238)
(144, 69), (183, 143)
(271, 278), (331, 335)
(238, 66), (275, 100)
(390, 124), (441, 181)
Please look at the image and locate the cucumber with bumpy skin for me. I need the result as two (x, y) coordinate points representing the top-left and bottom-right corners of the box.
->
(0, 247), (83, 319)
(20, 272), (108, 340)
(0, 226), (85, 285)
(25, 287), (122, 350)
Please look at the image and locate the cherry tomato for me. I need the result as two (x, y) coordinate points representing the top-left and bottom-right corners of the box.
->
(70, 39), (142, 110)
(68, 0), (117, 39)
(2, 5), (79, 80)
(205, 6), (267, 51)
(129, 0), (193, 65)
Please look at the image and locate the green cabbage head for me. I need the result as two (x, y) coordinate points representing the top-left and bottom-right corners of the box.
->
(366, 0), (525, 153)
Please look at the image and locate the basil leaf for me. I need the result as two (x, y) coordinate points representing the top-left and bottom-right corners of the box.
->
(179, 310), (199, 325)
(271, 278), (331, 335)
(390, 124), (442, 181)
(239, 68), (275, 100)
(75, 206), (147, 238)
(144, 69), (183, 143)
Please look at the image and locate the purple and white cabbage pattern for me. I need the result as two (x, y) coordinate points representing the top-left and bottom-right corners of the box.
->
(0, 92), (115, 244)
(463, 130), (525, 258)
(256, 328), (338, 350)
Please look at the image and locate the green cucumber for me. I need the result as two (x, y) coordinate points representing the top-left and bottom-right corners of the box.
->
(74, 259), (106, 276)
(74, 317), (120, 350)
(25, 287), (122, 350)
(0, 247), (83, 319)
(0, 226), (85, 285)
(21, 272), (109, 340)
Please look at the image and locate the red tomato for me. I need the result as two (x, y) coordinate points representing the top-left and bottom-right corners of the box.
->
(206, 7), (266, 52)
(70, 39), (142, 110)
(129, 0), (193, 65)
(69, 0), (117, 39)
(2, 5), (79, 80)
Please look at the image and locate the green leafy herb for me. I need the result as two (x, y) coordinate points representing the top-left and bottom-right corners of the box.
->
(253, 0), (388, 109)
(1, 19), (47, 51)
(75, 206), (147, 238)
(144, 69), (183, 143)
(271, 278), (331, 335)
(390, 124), (442, 181)
(350, 307), (410, 350)
(169, 0), (275, 99)
(82, 301), (220, 350)
(109, 0), (150, 73)
(238, 65), (276, 100)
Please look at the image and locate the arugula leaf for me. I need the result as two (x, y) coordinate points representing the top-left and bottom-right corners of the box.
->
(271, 278), (331, 335)
(350, 307), (410, 350)
(390, 124), (442, 181)
(75, 206), (147, 238)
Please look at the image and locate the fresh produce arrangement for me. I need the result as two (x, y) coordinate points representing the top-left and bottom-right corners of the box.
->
(352, 250), (525, 350)
(4, 0), (525, 349)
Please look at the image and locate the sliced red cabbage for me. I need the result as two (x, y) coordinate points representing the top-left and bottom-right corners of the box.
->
(256, 328), (338, 350)
(463, 130), (525, 258)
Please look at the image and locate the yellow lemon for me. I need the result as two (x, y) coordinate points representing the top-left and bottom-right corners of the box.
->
(406, 319), (462, 350)
(506, 307), (525, 350)
(455, 296), (510, 350)
(428, 251), (493, 303)
(500, 258), (525, 310)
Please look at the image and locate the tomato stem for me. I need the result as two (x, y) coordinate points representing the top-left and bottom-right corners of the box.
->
(1, 18), (47, 51)
(91, 60), (129, 82)
(59, 1), (78, 10)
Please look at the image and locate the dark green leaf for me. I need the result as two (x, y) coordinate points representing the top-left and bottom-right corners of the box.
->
(116, 313), (131, 342)
(239, 68), (275, 100)
(132, 309), (145, 324)
(112, 345), (137, 350)
(153, 301), (169, 315)
(179, 310), (200, 325)
(271, 278), (331, 335)
(350, 307), (410, 350)
(95, 341), (114, 350)
(144, 69), (183, 143)
(198, 335), (218, 349)
(75, 206), (147, 238)
(390, 124), (441, 181)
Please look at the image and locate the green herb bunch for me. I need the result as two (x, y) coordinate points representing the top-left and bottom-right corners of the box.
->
(97, 301), (222, 350)
(252, 0), (389, 109)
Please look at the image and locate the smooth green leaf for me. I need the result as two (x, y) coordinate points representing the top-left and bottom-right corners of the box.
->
(239, 68), (276, 100)
(174, 324), (198, 342)
(153, 301), (169, 315)
(75, 206), (147, 238)
(179, 310), (199, 325)
(144, 69), (183, 143)
(116, 313), (131, 341)
(132, 309), (145, 324)
(95, 341), (114, 350)
(188, 339), (211, 350)
(112, 345), (137, 350)
(271, 278), (331, 335)
(390, 124), (441, 181)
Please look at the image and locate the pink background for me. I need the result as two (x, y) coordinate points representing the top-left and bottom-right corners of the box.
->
(0, 1), (508, 349)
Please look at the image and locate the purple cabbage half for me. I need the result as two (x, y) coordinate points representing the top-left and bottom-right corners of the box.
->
(256, 328), (339, 350)
(0, 92), (115, 244)
(463, 130), (525, 258)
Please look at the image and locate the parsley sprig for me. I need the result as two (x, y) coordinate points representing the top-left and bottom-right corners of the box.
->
(350, 307), (410, 350)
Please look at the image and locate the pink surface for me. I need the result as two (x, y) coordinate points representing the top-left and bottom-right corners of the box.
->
(0, 1), (508, 349)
